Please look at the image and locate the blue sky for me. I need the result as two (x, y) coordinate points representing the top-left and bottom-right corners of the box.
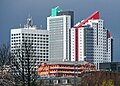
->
(0, 0), (120, 61)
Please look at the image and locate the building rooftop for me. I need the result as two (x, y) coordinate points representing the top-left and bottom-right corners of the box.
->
(44, 61), (93, 66)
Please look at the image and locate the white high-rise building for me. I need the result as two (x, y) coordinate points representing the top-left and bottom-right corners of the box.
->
(10, 17), (49, 74)
(70, 25), (94, 62)
(70, 11), (113, 69)
(47, 8), (71, 62)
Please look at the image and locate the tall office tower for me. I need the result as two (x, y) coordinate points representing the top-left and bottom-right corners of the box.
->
(11, 17), (49, 74)
(71, 25), (94, 62)
(57, 11), (74, 27)
(57, 10), (74, 60)
(70, 11), (113, 69)
(47, 7), (71, 62)
(51, 6), (74, 27)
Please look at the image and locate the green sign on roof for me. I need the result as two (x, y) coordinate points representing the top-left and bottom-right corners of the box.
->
(51, 6), (62, 16)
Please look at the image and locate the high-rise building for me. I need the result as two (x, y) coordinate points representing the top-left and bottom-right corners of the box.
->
(47, 7), (71, 62)
(51, 6), (74, 27)
(57, 11), (74, 27)
(11, 17), (49, 74)
(70, 11), (113, 69)
(70, 25), (94, 62)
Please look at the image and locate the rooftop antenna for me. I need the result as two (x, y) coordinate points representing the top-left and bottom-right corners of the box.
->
(26, 14), (33, 28)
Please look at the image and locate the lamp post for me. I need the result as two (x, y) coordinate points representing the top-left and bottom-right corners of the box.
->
(74, 61), (78, 86)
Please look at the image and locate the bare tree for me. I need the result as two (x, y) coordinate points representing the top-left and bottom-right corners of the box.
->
(0, 44), (15, 86)
(11, 42), (37, 86)
(0, 44), (11, 72)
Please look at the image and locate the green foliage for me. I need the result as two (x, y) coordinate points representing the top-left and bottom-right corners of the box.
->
(102, 79), (114, 86)
(116, 80), (120, 86)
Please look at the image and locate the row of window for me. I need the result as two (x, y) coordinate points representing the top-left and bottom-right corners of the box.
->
(11, 42), (49, 45)
(12, 33), (48, 37)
